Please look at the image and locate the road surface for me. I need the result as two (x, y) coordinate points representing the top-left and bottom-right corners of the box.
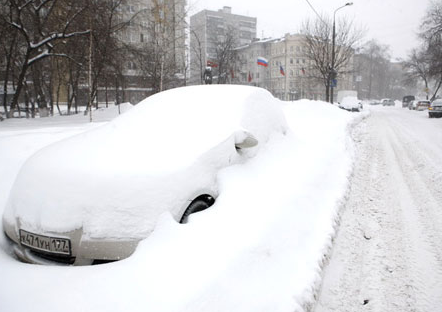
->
(314, 106), (442, 312)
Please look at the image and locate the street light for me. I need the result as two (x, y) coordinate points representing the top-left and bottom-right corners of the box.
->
(330, 2), (353, 104)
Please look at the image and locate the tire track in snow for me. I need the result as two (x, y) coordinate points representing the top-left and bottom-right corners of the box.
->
(313, 108), (442, 312)
(384, 115), (442, 311)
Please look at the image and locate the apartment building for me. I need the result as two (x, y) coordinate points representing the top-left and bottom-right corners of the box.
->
(190, 6), (257, 84)
(115, 0), (187, 102)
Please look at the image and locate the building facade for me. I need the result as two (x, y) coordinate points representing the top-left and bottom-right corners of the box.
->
(237, 33), (354, 101)
(190, 6), (257, 84)
(115, 0), (187, 102)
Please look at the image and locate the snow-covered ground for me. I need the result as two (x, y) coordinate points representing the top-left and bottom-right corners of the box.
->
(315, 106), (442, 312)
(0, 89), (366, 312)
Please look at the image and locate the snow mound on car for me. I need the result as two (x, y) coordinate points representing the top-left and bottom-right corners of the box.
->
(4, 85), (287, 237)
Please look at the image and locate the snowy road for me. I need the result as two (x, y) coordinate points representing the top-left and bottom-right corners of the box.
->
(314, 106), (442, 312)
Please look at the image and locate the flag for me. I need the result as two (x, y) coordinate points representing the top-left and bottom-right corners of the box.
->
(257, 57), (268, 67)
(280, 65), (285, 76)
(207, 60), (218, 68)
(301, 67), (306, 75)
(248, 72), (252, 82)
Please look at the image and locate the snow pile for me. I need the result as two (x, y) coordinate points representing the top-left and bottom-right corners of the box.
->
(0, 88), (364, 312)
(4, 85), (288, 239)
(340, 96), (362, 111)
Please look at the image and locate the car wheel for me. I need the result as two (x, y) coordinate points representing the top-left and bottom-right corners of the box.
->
(180, 195), (215, 224)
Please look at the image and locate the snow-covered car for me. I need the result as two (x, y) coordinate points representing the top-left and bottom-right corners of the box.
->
(339, 96), (362, 112)
(416, 100), (430, 111)
(381, 98), (395, 106)
(408, 100), (418, 110)
(429, 99), (442, 118)
(402, 95), (415, 108)
(368, 99), (381, 105)
(2, 85), (288, 265)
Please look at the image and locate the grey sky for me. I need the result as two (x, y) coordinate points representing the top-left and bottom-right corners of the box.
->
(188, 0), (430, 61)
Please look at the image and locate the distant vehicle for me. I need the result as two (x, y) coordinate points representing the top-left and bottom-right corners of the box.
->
(416, 100), (430, 111)
(428, 99), (442, 118)
(381, 98), (395, 106)
(408, 100), (418, 110)
(339, 96), (363, 112)
(337, 90), (358, 104)
(369, 99), (381, 105)
(402, 95), (415, 108)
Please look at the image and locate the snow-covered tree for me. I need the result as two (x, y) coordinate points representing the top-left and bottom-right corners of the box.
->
(1, 0), (90, 116)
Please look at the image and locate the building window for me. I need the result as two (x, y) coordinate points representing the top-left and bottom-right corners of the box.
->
(290, 58), (293, 64)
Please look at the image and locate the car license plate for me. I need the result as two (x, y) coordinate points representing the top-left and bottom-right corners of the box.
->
(19, 229), (71, 256)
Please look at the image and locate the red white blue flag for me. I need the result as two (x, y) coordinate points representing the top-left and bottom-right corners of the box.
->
(257, 57), (268, 67)
(280, 65), (285, 76)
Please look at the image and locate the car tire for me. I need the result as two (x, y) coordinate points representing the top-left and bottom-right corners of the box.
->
(180, 195), (215, 224)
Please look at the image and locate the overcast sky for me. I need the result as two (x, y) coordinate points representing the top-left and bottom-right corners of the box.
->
(188, 0), (430, 61)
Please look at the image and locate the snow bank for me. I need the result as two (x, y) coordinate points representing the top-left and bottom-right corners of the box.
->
(0, 90), (364, 312)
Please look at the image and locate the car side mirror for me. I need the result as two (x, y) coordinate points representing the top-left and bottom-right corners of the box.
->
(234, 130), (258, 150)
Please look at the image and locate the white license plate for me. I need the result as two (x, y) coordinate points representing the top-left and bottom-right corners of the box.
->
(19, 229), (71, 256)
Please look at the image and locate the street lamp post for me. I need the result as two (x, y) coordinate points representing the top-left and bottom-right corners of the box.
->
(330, 2), (353, 104)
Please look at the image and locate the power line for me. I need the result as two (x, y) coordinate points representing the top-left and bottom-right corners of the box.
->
(304, 0), (327, 25)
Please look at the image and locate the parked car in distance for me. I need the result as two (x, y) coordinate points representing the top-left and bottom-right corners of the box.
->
(339, 96), (363, 112)
(402, 95), (415, 108)
(409, 100), (418, 110)
(429, 99), (442, 118)
(381, 98), (395, 106)
(369, 99), (381, 105)
(416, 100), (431, 111)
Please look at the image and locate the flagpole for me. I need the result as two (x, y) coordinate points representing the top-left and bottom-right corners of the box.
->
(269, 57), (272, 92)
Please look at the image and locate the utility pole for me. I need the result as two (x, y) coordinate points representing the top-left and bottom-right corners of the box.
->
(330, 2), (353, 104)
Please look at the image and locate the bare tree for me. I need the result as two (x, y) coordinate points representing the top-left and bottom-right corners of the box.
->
(417, 0), (442, 100)
(403, 48), (434, 99)
(0, 2), (20, 117)
(130, 0), (187, 93)
(2, 0), (90, 116)
(300, 16), (364, 102)
(354, 40), (395, 99)
(210, 25), (239, 84)
(189, 25), (205, 84)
